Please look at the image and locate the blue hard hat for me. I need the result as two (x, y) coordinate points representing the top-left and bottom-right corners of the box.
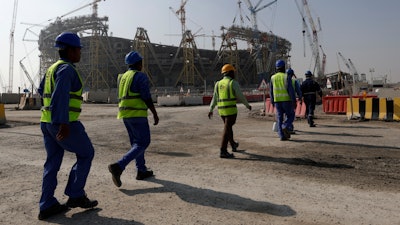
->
(286, 68), (294, 76)
(305, 70), (313, 76)
(54, 32), (82, 49)
(125, 51), (143, 65)
(275, 59), (285, 69)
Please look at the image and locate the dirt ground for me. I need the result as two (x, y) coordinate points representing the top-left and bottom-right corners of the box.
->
(1, 102), (399, 225)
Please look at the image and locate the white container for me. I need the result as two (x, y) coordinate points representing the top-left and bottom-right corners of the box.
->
(272, 122), (278, 132)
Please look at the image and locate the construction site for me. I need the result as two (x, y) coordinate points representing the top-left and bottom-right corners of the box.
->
(0, 0), (293, 105)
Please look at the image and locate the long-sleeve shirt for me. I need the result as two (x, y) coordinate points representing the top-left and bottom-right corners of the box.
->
(300, 78), (322, 97)
(38, 58), (82, 124)
(120, 69), (154, 122)
(209, 76), (250, 112)
(269, 73), (296, 105)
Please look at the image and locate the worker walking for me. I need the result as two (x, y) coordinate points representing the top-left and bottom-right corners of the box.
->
(108, 51), (159, 187)
(286, 68), (302, 134)
(208, 64), (251, 158)
(300, 70), (322, 127)
(38, 32), (98, 220)
(269, 60), (297, 141)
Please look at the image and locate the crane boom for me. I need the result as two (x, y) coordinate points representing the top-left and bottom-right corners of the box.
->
(8, 0), (18, 93)
(19, 58), (38, 93)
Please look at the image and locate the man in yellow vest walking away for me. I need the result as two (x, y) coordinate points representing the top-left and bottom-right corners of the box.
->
(270, 60), (297, 141)
(108, 51), (159, 187)
(208, 64), (252, 158)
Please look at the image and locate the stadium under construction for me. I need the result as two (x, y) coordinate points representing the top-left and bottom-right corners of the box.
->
(36, 2), (291, 98)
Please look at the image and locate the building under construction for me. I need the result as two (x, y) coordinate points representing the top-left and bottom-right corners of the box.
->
(38, 6), (291, 96)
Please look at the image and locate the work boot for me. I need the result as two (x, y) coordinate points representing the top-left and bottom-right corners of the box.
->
(38, 203), (69, 220)
(66, 195), (98, 209)
(108, 163), (123, 187)
(220, 150), (234, 158)
(282, 127), (291, 139)
(231, 142), (239, 152)
(136, 170), (154, 180)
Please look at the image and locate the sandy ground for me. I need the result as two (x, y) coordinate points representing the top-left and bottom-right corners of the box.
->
(0, 102), (399, 225)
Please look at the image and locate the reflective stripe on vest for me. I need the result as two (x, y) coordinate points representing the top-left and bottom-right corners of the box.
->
(40, 60), (83, 122)
(216, 77), (237, 116)
(117, 70), (148, 119)
(271, 72), (291, 102)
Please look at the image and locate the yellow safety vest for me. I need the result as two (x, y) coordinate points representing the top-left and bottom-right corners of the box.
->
(117, 70), (148, 119)
(271, 72), (291, 102)
(216, 77), (237, 116)
(40, 60), (83, 123)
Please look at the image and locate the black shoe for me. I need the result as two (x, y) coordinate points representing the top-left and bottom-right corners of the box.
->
(280, 137), (289, 141)
(282, 128), (291, 139)
(136, 170), (154, 180)
(232, 142), (239, 152)
(310, 124), (316, 127)
(38, 203), (69, 220)
(220, 151), (234, 158)
(66, 195), (98, 209)
(108, 163), (123, 187)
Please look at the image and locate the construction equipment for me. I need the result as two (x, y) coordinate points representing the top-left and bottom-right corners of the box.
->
(19, 57), (38, 94)
(295, 0), (324, 79)
(8, 0), (18, 93)
(169, 0), (205, 87)
(243, 0), (278, 79)
(133, 27), (166, 87)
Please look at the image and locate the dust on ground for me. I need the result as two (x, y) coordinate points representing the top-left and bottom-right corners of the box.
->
(1, 102), (399, 225)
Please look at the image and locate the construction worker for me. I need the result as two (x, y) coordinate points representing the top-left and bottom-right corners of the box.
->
(300, 70), (322, 127)
(269, 60), (297, 141)
(108, 51), (159, 187)
(38, 32), (98, 220)
(286, 68), (302, 134)
(208, 64), (252, 158)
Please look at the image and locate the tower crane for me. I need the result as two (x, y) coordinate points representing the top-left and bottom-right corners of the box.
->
(169, 0), (205, 87)
(348, 59), (359, 82)
(295, 0), (323, 79)
(8, 0), (18, 93)
(243, 0), (277, 32)
(242, 0), (277, 79)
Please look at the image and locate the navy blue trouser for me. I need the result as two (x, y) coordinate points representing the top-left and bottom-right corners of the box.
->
(304, 94), (317, 124)
(40, 121), (95, 211)
(117, 118), (150, 173)
(275, 101), (295, 138)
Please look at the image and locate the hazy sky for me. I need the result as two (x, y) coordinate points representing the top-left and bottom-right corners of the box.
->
(1, 0), (399, 92)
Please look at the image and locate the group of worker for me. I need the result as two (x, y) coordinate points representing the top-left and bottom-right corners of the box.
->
(36, 31), (322, 220)
(269, 59), (323, 141)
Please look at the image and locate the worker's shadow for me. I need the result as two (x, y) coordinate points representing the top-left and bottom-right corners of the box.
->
(45, 208), (144, 225)
(236, 151), (354, 169)
(120, 178), (296, 217)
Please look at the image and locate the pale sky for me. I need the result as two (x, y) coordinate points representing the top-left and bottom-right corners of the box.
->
(1, 0), (400, 93)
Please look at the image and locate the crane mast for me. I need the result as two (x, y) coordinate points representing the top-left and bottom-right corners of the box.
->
(296, 0), (323, 78)
(8, 0), (18, 93)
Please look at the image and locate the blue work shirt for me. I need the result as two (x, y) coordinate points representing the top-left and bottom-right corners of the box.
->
(269, 74), (297, 105)
(38, 58), (82, 124)
(122, 69), (152, 123)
